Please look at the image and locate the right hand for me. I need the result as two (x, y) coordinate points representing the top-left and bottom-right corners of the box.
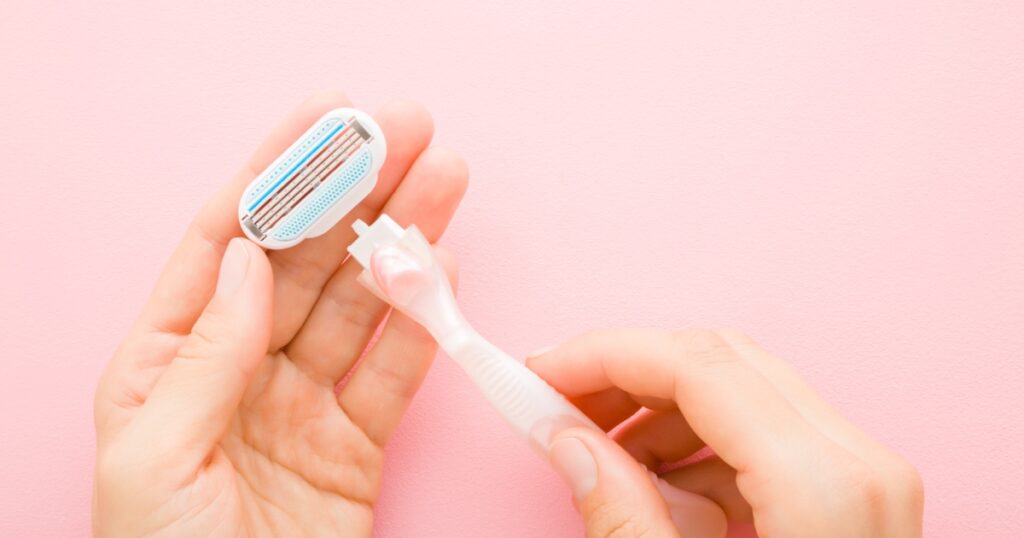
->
(527, 329), (924, 538)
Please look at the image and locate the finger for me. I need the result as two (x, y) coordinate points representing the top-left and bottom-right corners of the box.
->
(133, 239), (273, 468)
(549, 426), (727, 538)
(661, 457), (753, 523)
(715, 330), (921, 495)
(614, 410), (704, 470)
(96, 92), (347, 425)
(140, 90), (350, 336)
(264, 100), (435, 350)
(527, 329), (827, 476)
(567, 387), (641, 431)
(560, 386), (675, 432)
(336, 247), (458, 445)
(286, 145), (468, 385)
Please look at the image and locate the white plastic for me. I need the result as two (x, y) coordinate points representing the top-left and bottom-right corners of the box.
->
(348, 214), (713, 521)
(348, 215), (601, 454)
(238, 108), (386, 250)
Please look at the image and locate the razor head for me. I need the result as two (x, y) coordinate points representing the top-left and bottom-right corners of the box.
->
(238, 108), (387, 249)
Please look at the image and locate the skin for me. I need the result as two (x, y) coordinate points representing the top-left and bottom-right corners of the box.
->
(93, 91), (468, 537)
(94, 92), (923, 537)
(527, 329), (925, 537)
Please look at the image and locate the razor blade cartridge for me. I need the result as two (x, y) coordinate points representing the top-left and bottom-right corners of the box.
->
(238, 108), (386, 249)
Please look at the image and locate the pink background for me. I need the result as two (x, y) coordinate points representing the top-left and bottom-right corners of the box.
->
(2, 2), (1022, 536)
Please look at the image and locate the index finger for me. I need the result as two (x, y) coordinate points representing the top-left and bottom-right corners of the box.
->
(526, 328), (825, 474)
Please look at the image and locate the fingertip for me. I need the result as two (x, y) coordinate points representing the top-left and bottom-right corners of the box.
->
(236, 236), (264, 255)
(235, 238), (272, 284)
(223, 239), (273, 344)
(524, 346), (555, 372)
(422, 145), (470, 192)
(554, 424), (624, 457)
(550, 425), (598, 447)
(548, 429), (599, 500)
(655, 478), (730, 538)
(376, 99), (435, 144)
(365, 100), (435, 204)
(527, 334), (578, 376)
(551, 427), (685, 537)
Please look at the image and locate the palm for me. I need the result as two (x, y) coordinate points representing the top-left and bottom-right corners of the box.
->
(205, 353), (380, 536)
(94, 93), (467, 537)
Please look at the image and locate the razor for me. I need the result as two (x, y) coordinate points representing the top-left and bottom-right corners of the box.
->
(238, 108), (386, 250)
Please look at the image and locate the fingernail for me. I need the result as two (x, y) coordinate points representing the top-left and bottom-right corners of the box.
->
(526, 345), (556, 359)
(651, 473), (728, 537)
(216, 239), (250, 298)
(549, 436), (597, 500)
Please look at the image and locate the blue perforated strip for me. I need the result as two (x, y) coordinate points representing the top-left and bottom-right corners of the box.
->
(247, 121), (346, 212)
(270, 149), (373, 241)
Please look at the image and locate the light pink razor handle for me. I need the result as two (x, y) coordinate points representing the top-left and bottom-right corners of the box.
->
(347, 215), (601, 454)
(346, 215), (701, 525)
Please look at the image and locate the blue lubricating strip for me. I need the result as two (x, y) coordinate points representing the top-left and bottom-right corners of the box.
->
(246, 120), (346, 211)
(270, 148), (373, 241)
(244, 118), (341, 205)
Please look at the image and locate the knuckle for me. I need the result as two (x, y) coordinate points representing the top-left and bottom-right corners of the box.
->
(889, 456), (925, 509)
(177, 317), (228, 361)
(272, 250), (331, 293)
(838, 460), (893, 520)
(828, 451), (924, 527)
(350, 449), (385, 500)
(328, 286), (384, 332)
(671, 329), (738, 369)
(175, 335), (212, 362)
(367, 357), (423, 401)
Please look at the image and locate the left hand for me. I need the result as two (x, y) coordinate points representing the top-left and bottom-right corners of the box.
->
(93, 91), (468, 537)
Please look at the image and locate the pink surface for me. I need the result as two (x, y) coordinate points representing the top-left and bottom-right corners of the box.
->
(1, 2), (1022, 536)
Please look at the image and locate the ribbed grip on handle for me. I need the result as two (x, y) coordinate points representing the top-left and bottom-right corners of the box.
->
(441, 329), (600, 450)
(460, 339), (542, 429)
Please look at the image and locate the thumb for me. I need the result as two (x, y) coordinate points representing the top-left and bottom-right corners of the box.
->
(135, 238), (273, 462)
(549, 427), (727, 538)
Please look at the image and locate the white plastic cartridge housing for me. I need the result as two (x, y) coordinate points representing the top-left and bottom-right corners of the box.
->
(238, 108), (386, 249)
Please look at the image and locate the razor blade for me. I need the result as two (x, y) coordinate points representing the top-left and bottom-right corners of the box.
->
(238, 108), (386, 249)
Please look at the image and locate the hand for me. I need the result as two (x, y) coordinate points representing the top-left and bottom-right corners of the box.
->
(528, 329), (924, 538)
(93, 91), (468, 537)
